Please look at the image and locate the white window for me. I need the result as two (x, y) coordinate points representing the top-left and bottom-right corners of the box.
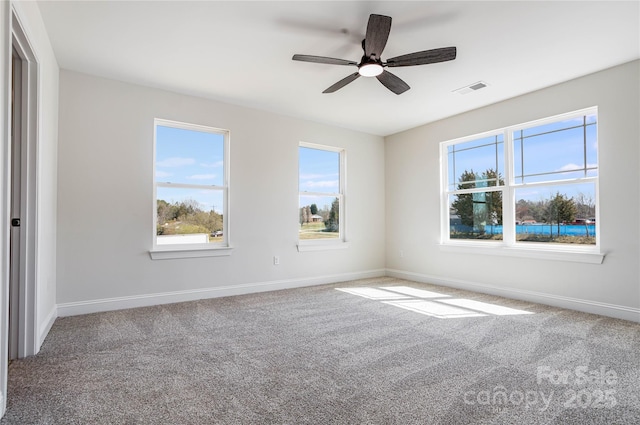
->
(151, 119), (230, 259)
(441, 107), (600, 260)
(298, 142), (347, 250)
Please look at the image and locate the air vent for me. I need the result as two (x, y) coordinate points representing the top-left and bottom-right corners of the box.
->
(453, 81), (488, 95)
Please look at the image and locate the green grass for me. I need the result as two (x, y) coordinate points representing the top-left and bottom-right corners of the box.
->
(299, 222), (339, 240)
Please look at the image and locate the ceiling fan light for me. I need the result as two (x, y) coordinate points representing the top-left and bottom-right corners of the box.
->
(358, 63), (383, 77)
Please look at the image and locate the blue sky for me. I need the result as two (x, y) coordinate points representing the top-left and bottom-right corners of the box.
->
(447, 114), (597, 203)
(155, 128), (342, 214)
(155, 125), (224, 213)
(299, 146), (340, 211)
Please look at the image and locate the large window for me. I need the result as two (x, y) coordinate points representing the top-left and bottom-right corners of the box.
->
(298, 142), (345, 247)
(442, 108), (598, 251)
(153, 119), (229, 254)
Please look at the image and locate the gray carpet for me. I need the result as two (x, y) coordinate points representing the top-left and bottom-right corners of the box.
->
(2, 277), (639, 424)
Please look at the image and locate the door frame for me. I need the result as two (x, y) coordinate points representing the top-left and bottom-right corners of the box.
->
(0, 2), (39, 417)
(10, 5), (39, 360)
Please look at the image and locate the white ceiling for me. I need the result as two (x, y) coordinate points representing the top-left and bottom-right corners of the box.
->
(36, 1), (639, 136)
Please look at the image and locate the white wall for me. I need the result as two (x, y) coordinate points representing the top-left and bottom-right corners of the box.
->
(12, 0), (59, 350)
(56, 70), (385, 310)
(385, 60), (640, 320)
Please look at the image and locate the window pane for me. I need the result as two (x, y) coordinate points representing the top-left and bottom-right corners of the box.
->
(299, 195), (339, 240)
(447, 134), (504, 191)
(299, 147), (339, 194)
(449, 191), (503, 240)
(515, 183), (596, 245)
(513, 116), (597, 184)
(156, 125), (224, 186)
(156, 186), (224, 245)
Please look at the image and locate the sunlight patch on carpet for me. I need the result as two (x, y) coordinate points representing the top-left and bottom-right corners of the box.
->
(337, 286), (533, 319)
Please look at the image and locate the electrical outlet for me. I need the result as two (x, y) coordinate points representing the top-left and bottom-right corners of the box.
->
(273, 256), (280, 265)
(400, 250), (404, 258)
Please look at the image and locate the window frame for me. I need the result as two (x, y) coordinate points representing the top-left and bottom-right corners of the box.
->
(297, 141), (348, 252)
(440, 107), (603, 264)
(150, 118), (232, 260)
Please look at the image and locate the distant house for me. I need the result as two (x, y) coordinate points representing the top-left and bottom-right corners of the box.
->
(310, 214), (324, 222)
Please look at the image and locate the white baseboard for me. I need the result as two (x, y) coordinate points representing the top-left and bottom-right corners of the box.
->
(38, 305), (58, 348)
(55, 268), (638, 322)
(386, 269), (640, 323)
(57, 269), (386, 317)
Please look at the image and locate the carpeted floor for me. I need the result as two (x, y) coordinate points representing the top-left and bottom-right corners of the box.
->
(1, 277), (639, 424)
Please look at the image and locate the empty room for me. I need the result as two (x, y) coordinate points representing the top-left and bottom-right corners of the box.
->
(1, 1), (639, 424)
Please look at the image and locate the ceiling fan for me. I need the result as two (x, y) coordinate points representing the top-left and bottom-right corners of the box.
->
(292, 14), (456, 95)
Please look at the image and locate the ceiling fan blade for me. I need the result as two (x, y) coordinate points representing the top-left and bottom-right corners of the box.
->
(323, 72), (361, 93)
(376, 70), (410, 95)
(386, 47), (457, 67)
(292, 54), (357, 66)
(364, 14), (392, 58)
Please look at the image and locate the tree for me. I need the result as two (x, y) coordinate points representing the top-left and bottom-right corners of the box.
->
(574, 192), (595, 219)
(545, 192), (577, 236)
(324, 198), (339, 232)
(451, 169), (504, 231)
(175, 200), (197, 221)
(157, 198), (223, 236)
(310, 204), (318, 215)
(516, 199), (546, 223)
(483, 169), (503, 225)
(317, 206), (330, 221)
(157, 199), (176, 227)
(451, 170), (476, 227)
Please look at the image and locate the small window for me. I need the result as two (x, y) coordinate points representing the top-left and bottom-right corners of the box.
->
(442, 108), (599, 251)
(298, 143), (345, 247)
(153, 119), (229, 251)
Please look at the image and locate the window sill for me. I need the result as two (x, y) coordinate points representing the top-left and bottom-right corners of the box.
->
(297, 241), (350, 252)
(439, 242), (604, 264)
(149, 245), (233, 260)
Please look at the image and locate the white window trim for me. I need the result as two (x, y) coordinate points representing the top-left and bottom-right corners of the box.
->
(297, 142), (347, 251)
(149, 119), (232, 260)
(149, 244), (233, 260)
(440, 107), (604, 264)
(439, 242), (604, 264)
(297, 240), (350, 252)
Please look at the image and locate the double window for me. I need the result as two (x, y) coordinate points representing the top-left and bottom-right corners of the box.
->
(442, 107), (598, 251)
(298, 142), (346, 248)
(152, 119), (229, 256)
